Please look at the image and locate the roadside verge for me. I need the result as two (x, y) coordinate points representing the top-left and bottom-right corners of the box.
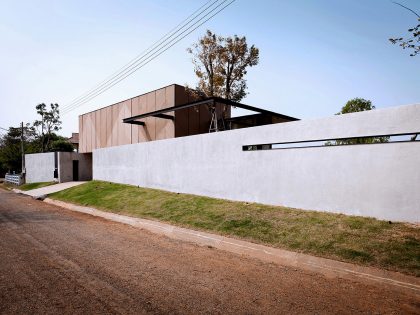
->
(12, 181), (85, 199)
(44, 197), (420, 295)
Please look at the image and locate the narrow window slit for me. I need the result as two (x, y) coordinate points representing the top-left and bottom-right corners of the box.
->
(243, 132), (419, 151)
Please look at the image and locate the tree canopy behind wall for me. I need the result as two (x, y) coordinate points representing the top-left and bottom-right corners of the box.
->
(0, 125), (38, 173)
(335, 98), (389, 145)
(33, 103), (62, 152)
(187, 30), (259, 102)
(0, 103), (74, 174)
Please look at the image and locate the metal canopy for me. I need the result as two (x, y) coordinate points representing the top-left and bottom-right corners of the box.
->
(122, 96), (299, 124)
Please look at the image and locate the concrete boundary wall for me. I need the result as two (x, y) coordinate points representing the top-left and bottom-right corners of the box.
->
(93, 104), (420, 223)
(25, 152), (92, 183)
(25, 152), (55, 183)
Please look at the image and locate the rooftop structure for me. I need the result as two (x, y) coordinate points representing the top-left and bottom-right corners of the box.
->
(78, 84), (297, 153)
(123, 96), (298, 131)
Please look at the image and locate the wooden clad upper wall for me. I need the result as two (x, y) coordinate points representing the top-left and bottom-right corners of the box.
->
(99, 107), (107, 148)
(91, 110), (96, 151)
(78, 116), (84, 152)
(155, 88), (166, 140)
(174, 85), (219, 137)
(119, 100), (132, 146)
(174, 85), (189, 138)
(156, 87), (175, 141)
(111, 104), (119, 147)
(131, 96), (140, 144)
(105, 106), (112, 147)
(79, 84), (178, 153)
(145, 91), (156, 141)
(164, 85), (175, 139)
(84, 113), (92, 152)
(138, 95), (150, 142)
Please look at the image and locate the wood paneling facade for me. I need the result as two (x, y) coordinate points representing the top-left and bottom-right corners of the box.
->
(174, 85), (230, 138)
(79, 84), (221, 153)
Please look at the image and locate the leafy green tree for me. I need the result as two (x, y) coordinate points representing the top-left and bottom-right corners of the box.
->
(337, 98), (375, 115)
(334, 98), (389, 145)
(33, 103), (62, 152)
(187, 30), (224, 99)
(0, 125), (38, 173)
(50, 139), (74, 152)
(187, 30), (259, 102)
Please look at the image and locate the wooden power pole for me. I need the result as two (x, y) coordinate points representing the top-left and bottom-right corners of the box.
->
(21, 122), (25, 179)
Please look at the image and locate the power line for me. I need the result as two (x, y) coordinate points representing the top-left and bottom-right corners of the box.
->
(392, 2), (420, 18)
(63, 0), (234, 115)
(62, 0), (232, 114)
(62, 0), (218, 112)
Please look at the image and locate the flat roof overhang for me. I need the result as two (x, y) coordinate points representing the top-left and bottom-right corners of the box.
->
(122, 96), (299, 125)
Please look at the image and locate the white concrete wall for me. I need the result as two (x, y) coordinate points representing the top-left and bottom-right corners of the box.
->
(25, 152), (55, 183)
(25, 152), (92, 183)
(93, 103), (420, 223)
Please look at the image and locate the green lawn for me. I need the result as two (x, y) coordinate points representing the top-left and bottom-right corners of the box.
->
(50, 180), (420, 276)
(19, 181), (56, 191)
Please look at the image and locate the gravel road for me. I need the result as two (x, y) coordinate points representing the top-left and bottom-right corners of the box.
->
(0, 189), (418, 314)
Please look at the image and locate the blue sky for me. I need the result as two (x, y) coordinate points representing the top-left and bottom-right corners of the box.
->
(0, 0), (419, 136)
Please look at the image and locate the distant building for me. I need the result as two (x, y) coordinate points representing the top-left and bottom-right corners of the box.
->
(68, 133), (79, 152)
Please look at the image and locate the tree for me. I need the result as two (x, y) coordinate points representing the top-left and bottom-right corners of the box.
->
(336, 98), (375, 115)
(389, 19), (420, 56)
(187, 31), (224, 99)
(0, 125), (38, 173)
(33, 103), (62, 152)
(334, 98), (389, 145)
(50, 139), (74, 152)
(388, 3), (419, 141)
(389, 3), (420, 57)
(187, 30), (259, 102)
(0, 103), (67, 175)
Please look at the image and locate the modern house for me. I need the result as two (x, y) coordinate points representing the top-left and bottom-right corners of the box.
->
(78, 84), (298, 153)
(25, 83), (297, 183)
(22, 83), (420, 223)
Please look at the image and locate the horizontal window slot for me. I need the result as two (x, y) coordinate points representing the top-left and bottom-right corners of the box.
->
(243, 132), (419, 151)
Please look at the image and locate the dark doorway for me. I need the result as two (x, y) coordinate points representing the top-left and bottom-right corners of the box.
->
(72, 160), (79, 181)
(54, 152), (58, 179)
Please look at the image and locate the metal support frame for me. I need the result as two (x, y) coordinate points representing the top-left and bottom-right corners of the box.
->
(122, 97), (298, 126)
(130, 121), (145, 126)
(154, 113), (175, 120)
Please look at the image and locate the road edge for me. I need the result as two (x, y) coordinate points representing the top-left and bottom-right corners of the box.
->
(42, 197), (420, 295)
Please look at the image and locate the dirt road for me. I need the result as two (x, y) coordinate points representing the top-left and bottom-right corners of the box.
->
(0, 189), (418, 314)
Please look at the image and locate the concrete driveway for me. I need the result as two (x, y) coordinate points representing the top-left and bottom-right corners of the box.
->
(18, 181), (86, 198)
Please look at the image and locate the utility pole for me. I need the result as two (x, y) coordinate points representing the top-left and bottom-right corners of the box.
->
(41, 111), (44, 153)
(21, 122), (25, 180)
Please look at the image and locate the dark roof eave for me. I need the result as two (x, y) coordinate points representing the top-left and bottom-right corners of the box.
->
(123, 97), (299, 124)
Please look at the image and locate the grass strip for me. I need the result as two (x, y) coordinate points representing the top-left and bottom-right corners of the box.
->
(50, 180), (420, 276)
(19, 181), (56, 191)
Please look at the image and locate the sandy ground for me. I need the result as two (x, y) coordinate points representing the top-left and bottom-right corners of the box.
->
(0, 189), (418, 314)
